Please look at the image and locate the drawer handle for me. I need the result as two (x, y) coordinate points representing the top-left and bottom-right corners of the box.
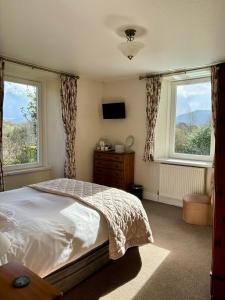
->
(95, 154), (122, 162)
(95, 161), (122, 168)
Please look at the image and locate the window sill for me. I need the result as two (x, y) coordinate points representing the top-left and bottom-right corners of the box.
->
(155, 158), (212, 168)
(3, 166), (52, 176)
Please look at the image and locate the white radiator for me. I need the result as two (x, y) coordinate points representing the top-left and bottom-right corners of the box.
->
(159, 164), (205, 206)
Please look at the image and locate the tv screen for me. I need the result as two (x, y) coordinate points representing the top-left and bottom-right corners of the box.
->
(102, 102), (126, 119)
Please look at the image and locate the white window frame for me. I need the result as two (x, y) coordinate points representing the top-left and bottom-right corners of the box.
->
(169, 76), (214, 162)
(3, 76), (43, 171)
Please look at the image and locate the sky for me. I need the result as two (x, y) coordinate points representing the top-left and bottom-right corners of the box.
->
(4, 80), (211, 122)
(4, 81), (36, 96)
(176, 81), (211, 116)
(3, 81), (37, 123)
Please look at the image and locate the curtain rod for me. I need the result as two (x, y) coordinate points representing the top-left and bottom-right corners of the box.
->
(139, 62), (223, 80)
(0, 56), (80, 79)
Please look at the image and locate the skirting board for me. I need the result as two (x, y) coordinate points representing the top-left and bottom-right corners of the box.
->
(144, 191), (183, 207)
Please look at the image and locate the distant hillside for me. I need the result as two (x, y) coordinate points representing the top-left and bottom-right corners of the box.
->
(3, 92), (28, 123)
(176, 110), (211, 126)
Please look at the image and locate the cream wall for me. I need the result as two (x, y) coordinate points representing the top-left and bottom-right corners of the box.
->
(46, 78), (103, 181)
(75, 78), (104, 181)
(3, 63), (213, 199)
(102, 77), (213, 201)
(45, 77), (65, 178)
(45, 77), (104, 180)
(4, 169), (52, 190)
(4, 63), (104, 190)
(102, 78), (159, 197)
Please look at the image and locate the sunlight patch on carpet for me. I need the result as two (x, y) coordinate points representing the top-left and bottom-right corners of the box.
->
(100, 244), (170, 300)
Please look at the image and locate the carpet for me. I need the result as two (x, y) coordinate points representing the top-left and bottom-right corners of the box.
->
(64, 200), (212, 300)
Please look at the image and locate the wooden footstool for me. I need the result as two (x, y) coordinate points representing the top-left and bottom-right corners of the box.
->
(183, 194), (212, 225)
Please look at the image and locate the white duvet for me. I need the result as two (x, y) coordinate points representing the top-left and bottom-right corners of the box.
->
(0, 187), (108, 277)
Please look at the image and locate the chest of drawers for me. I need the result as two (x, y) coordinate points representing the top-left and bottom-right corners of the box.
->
(93, 150), (134, 191)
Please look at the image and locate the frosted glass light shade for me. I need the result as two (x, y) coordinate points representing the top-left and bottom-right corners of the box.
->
(0, 232), (11, 257)
(119, 41), (144, 60)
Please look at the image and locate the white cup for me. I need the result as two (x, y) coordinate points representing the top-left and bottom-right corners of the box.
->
(115, 145), (124, 153)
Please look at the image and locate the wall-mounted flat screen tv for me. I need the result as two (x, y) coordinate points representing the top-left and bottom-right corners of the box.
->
(102, 102), (126, 119)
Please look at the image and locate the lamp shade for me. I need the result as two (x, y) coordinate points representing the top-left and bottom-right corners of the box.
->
(119, 41), (144, 60)
(0, 232), (11, 257)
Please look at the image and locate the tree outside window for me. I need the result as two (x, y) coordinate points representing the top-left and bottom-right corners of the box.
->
(3, 80), (39, 166)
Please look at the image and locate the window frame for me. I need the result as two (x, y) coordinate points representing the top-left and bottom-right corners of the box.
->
(168, 76), (214, 162)
(3, 75), (43, 171)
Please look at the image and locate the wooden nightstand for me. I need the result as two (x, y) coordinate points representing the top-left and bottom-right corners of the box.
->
(0, 261), (63, 300)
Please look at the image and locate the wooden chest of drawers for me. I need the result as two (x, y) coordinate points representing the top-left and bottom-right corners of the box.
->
(93, 150), (134, 191)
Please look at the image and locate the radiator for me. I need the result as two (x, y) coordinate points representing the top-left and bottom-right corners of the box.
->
(159, 164), (205, 205)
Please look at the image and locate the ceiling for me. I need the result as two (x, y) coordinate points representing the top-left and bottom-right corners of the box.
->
(0, 0), (225, 80)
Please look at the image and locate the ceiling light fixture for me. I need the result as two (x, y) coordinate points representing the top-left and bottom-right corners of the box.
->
(119, 28), (144, 60)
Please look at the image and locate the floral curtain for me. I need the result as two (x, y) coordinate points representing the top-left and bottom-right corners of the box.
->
(210, 65), (220, 203)
(211, 65), (220, 141)
(0, 59), (4, 191)
(60, 75), (78, 179)
(143, 75), (162, 161)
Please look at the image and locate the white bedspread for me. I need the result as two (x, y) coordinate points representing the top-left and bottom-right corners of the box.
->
(0, 187), (108, 277)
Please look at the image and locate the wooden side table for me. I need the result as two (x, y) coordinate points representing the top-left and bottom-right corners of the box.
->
(0, 261), (63, 300)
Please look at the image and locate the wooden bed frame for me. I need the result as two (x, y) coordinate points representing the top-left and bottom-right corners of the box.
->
(44, 242), (110, 292)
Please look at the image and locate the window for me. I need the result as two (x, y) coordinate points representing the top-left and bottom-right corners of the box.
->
(154, 70), (214, 165)
(3, 77), (42, 170)
(169, 77), (214, 161)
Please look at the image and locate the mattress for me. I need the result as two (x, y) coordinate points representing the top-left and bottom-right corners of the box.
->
(0, 187), (108, 277)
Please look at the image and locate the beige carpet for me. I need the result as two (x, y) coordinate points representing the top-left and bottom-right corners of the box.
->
(64, 200), (212, 300)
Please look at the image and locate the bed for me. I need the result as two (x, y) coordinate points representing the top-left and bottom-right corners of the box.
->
(0, 178), (153, 292)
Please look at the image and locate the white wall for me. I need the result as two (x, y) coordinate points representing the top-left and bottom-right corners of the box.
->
(102, 78), (160, 197)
